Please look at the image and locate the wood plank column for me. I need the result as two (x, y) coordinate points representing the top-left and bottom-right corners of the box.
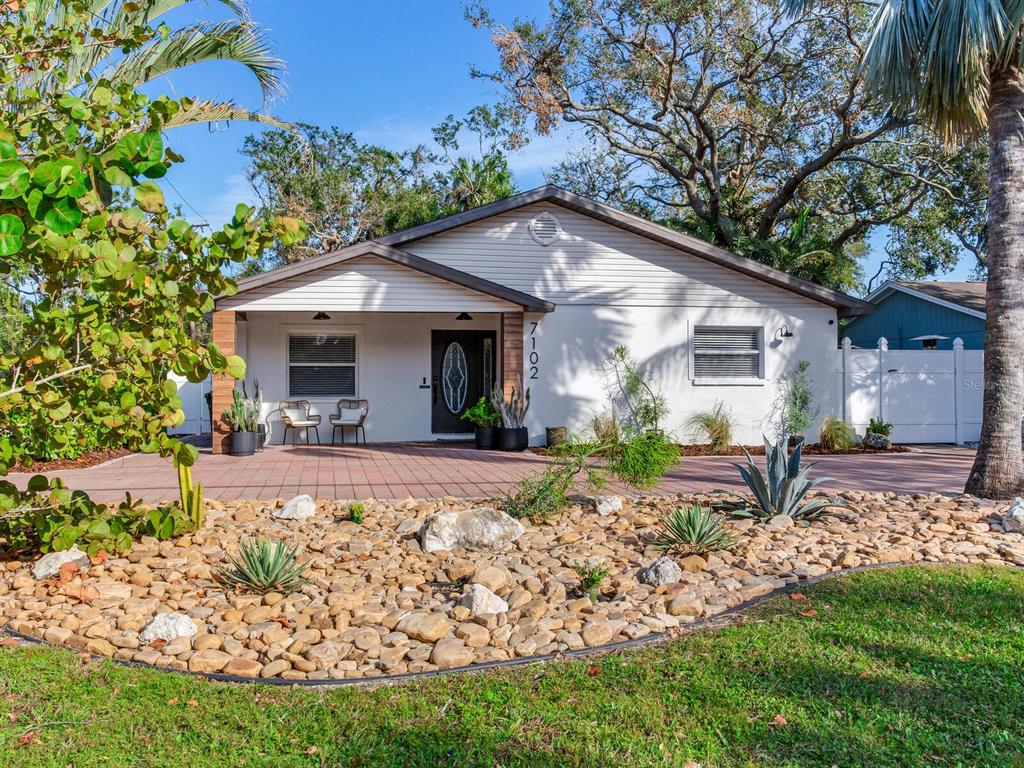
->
(501, 311), (524, 394)
(211, 310), (236, 454)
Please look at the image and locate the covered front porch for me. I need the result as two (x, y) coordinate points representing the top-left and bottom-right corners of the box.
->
(211, 242), (551, 453)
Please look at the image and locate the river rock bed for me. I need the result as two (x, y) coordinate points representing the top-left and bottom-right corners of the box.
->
(2, 492), (1022, 681)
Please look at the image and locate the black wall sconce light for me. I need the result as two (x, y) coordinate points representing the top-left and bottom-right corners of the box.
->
(778, 324), (794, 339)
(313, 312), (331, 320)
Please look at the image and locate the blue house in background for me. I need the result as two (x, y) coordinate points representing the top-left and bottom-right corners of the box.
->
(844, 280), (987, 350)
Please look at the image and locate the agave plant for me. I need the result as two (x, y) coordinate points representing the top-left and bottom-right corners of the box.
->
(653, 505), (733, 555)
(731, 435), (840, 520)
(216, 538), (307, 595)
(491, 375), (530, 429)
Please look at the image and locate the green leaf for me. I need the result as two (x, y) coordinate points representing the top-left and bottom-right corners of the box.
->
(0, 160), (29, 199)
(0, 140), (15, 160)
(0, 213), (24, 256)
(93, 86), (112, 106)
(48, 400), (72, 421)
(272, 216), (307, 246)
(140, 131), (163, 162)
(102, 166), (133, 187)
(43, 197), (82, 234)
(161, 280), (179, 297)
(225, 354), (246, 380)
(133, 181), (165, 213)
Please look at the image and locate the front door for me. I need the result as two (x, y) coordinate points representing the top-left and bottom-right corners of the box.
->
(431, 330), (496, 433)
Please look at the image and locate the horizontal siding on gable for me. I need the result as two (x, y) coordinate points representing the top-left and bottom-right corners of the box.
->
(407, 203), (828, 310)
(219, 256), (517, 313)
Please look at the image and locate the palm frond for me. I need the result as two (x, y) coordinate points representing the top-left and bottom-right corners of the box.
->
(100, 20), (285, 102)
(165, 98), (293, 130)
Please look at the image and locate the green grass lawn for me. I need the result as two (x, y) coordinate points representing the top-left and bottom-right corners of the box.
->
(1, 565), (1022, 767)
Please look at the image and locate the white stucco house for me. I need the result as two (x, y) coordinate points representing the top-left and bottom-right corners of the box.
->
(209, 186), (872, 452)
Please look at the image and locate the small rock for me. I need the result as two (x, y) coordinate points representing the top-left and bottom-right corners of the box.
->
(595, 495), (623, 516)
(862, 432), (891, 450)
(305, 640), (353, 669)
(396, 612), (450, 643)
(273, 494), (317, 520)
(458, 583), (509, 616)
(139, 613), (197, 645)
(667, 596), (703, 617)
(581, 621), (615, 646)
(223, 658), (263, 678)
(637, 557), (683, 586)
(430, 639), (474, 669)
(767, 514), (794, 529)
(419, 507), (525, 554)
(188, 649), (233, 673)
(679, 554), (707, 573)
(471, 565), (513, 593)
(31, 547), (91, 580)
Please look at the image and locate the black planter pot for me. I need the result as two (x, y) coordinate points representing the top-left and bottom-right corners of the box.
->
(231, 430), (257, 457)
(497, 426), (529, 452)
(474, 426), (496, 450)
(545, 426), (567, 447)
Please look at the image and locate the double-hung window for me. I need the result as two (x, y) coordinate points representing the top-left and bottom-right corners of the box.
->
(692, 326), (763, 381)
(288, 333), (357, 397)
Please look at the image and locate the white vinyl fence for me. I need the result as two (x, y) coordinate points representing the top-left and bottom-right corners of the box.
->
(838, 337), (983, 445)
(168, 373), (212, 436)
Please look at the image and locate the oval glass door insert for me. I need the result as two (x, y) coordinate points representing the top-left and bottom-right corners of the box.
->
(442, 342), (468, 414)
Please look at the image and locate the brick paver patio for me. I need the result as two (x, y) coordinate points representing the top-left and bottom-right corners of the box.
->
(8, 440), (979, 503)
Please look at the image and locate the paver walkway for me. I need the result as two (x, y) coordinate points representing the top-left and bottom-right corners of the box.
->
(7, 440), (979, 503)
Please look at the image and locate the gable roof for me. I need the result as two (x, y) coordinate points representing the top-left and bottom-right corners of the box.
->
(225, 186), (873, 317)
(865, 280), (986, 320)
(221, 241), (554, 313)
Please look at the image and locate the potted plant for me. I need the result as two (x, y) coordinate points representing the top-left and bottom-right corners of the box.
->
(224, 387), (260, 456)
(460, 396), (501, 449)
(491, 377), (530, 451)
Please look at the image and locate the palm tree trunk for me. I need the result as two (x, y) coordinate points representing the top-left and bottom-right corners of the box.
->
(965, 67), (1024, 498)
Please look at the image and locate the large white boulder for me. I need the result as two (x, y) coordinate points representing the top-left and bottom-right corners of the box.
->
(458, 583), (509, 616)
(418, 507), (525, 554)
(1003, 498), (1024, 534)
(32, 547), (91, 580)
(139, 613), (198, 644)
(272, 494), (317, 520)
(637, 556), (683, 586)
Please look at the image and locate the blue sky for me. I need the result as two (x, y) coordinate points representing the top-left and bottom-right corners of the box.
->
(148, 0), (974, 292)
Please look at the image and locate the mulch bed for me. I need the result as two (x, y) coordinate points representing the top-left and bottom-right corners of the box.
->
(8, 447), (134, 474)
(676, 443), (911, 457)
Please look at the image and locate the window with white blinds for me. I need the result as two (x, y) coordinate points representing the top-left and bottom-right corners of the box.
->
(693, 327), (762, 379)
(288, 334), (356, 397)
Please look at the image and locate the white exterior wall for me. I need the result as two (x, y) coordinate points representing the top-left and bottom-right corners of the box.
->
(239, 311), (501, 444)
(521, 305), (837, 446)
(409, 202), (840, 445)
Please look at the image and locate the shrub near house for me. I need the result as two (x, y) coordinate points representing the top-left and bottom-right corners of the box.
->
(0, 5), (303, 556)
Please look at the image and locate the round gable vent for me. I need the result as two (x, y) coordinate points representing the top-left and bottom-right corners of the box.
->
(528, 211), (561, 246)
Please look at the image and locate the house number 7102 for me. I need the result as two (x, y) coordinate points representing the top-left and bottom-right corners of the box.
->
(528, 321), (540, 380)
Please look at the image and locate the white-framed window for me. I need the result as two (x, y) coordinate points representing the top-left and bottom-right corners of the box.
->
(288, 333), (357, 397)
(692, 326), (763, 382)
